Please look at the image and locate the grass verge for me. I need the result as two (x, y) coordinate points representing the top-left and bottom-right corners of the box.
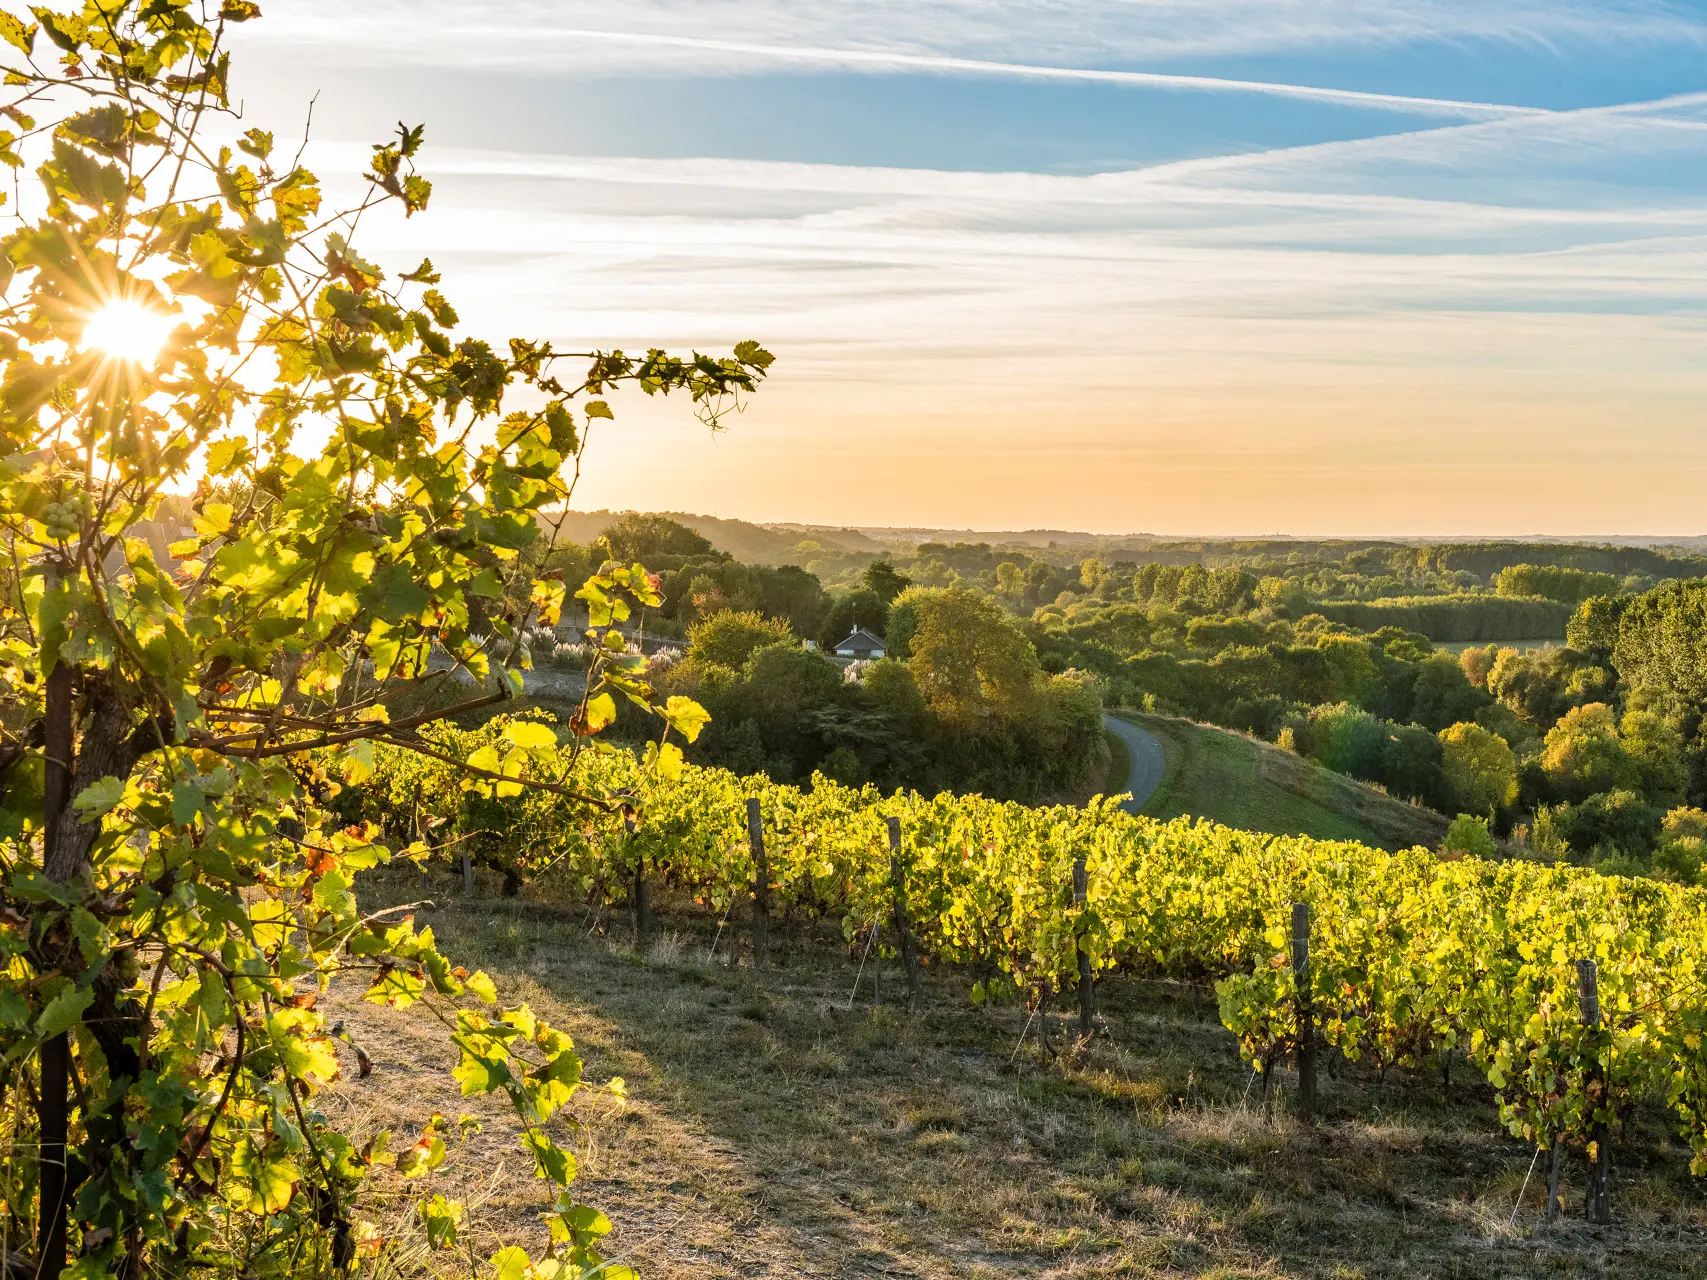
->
(1125, 713), (1447, 851)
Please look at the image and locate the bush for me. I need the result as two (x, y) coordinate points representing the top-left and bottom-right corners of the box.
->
(1443, 814), (1499, 860)
(688, 608), (796, 668)
(1552, 789), (1664, 860)
(1380, 724), (1448, 808)
(1308, 702), (1385, 781)
(1439, 722), (1519, 815)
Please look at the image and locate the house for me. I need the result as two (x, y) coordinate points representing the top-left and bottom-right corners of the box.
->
(833, 627), (886, 659)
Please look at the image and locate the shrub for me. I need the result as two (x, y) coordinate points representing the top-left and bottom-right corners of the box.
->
(1443, 814), (1499, 860)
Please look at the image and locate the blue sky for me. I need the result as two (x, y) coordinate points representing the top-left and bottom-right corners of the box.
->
(233, 3), (1707, 535)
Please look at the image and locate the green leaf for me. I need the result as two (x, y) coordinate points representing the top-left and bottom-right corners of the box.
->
(464, 971), (497, 1004)
(0, 988), (30, 1028)
(228, 1141), (298, 1215)
(46, 139), (125, 210)
(420, 1194), (463, 1249)
(523, 1129), (576, 1185)
(501, 721), (555, 752)
(488, 1246), (530, 1280)
(36, 984), (93, 1038)
(663, 695), (711, 744)
(171, 781), (203, 827)
(452, 1044), (510, 1096)
(72, 775), (124, 816)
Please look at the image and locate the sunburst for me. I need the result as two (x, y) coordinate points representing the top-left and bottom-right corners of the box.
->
(82, 300), (176, 367)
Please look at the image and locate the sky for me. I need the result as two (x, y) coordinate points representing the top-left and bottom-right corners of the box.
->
(228, 2), (1707, 537)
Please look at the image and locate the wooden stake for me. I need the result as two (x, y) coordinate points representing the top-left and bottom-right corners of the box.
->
(38, 659), (73, 1280)
(1073, 858), (1094, 1042)
(887, 817), (922, 1009)
(461, 852), (473, 895)
(1292, 902), (1317, 1125)
(1578, 958), (1611, 1224)
(1546, 1138), (1565, 1224)
(747, 797), (768, 970)
(627, 812), (651, 943)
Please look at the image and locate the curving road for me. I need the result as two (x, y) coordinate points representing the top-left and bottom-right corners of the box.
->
(1102, 715), (1167, 814)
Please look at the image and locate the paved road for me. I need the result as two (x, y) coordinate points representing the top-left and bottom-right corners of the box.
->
(1103, 714), (1167, 814)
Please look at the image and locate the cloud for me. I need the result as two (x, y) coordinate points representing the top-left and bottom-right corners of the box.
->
(246, 4), (1707, 533)
(250, 1), (1707, 71)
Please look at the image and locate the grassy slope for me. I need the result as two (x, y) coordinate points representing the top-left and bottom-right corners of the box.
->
(1120, 712), (1449, 851)
(335, 876), (1706, 1280)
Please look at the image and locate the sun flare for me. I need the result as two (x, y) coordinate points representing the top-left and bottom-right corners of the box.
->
(83, 300), (175, 366)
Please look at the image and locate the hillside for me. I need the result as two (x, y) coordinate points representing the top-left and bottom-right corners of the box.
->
(1121, 712), (1450, 850)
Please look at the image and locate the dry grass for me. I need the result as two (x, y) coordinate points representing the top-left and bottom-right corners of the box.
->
(328, 871), (1707, 1279)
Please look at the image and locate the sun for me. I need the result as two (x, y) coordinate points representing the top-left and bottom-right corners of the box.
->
(83, 300), (176, 366)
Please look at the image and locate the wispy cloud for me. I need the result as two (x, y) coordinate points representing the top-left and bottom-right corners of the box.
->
(243, 3), (1707, 533)
(347, 28), (1546, 119)
(255, 1), (1707, 67)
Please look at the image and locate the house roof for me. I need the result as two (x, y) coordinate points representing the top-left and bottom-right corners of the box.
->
(834, 627), (886, 652)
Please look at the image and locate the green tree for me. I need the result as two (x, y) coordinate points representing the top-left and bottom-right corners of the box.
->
(819, 587), (888, 649)
(1439, 722), (1519, 814)
(860, 657), (930, 735)
(907, 589), (1040, 728)
(1410, 652), (1489, 731)
(687, 609), (794, 669)
(0, 10), (769, 1280)
(1487, 648), (1560, 726)
(1550, 790), (1663, 861)
(1567, 594), (1626, 659)
(1613, 579), (1707, 710)
(1255, 575), (1311, 616)
(1306, 702), (1385, 780)
(1380, 724), (1448, 808)
(1620, 709), (1689, 810)
(601, 512), (714, 562)
(861, 557), (911, 604)
(1541, 703), (1641, 803)
(1495, 564), (1619, 605)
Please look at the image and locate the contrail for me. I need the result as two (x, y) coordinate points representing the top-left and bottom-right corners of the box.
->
(544, 27), (1548, 121)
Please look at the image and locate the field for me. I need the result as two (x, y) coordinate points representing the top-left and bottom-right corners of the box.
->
(1120, 713), (1449, 851)
(331, 874), (1707, 1279)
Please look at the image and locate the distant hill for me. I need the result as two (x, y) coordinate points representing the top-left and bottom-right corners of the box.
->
(538, 512), (1707, 577)
(540, 510), (884, 564)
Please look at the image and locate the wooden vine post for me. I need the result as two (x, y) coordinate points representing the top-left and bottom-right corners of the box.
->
(747, 797), (769, 970)
(38, 654), (74, 1280)
(1578, 958), (1611, 1224)
(1292, 902), (1317, 1125)
(886, 817), (922, 1009)
(1073, 857), (1095, 1041)
(627, 810), (651, 942)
